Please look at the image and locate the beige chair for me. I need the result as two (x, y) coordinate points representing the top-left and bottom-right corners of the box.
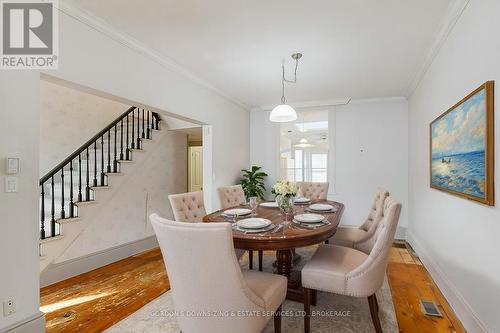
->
(150, 214), (287, 333)
(217, 184), (247, 208)
(217, 185), (261, 270)
(296, 182), (329, 200)
(168, 191), (206, 223)
(169, 190), (244, 260)
(329, 188), (389, 254)
(302, 197), (402, 333)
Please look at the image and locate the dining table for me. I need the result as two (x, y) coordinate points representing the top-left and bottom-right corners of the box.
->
(203, 199), (345, 303)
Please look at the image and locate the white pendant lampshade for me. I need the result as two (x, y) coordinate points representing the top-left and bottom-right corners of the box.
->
(269, 104), (297, 122)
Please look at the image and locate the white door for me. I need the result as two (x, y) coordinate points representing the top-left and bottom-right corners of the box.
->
(188, 146), (203, 192)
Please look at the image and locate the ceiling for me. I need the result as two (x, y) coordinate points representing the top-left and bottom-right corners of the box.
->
(71, 0), (452, 108)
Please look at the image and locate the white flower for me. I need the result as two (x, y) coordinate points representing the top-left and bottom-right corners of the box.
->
(273, 180), (297, 195)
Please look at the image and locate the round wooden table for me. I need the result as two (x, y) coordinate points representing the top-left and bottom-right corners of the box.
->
(203, 200), (345, 302)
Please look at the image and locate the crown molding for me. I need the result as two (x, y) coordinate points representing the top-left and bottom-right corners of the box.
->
(56, 0), (250, 111)
(405, 0), (470, 97)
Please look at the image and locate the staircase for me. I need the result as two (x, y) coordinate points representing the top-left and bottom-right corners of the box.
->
(39, 107), (161, 270)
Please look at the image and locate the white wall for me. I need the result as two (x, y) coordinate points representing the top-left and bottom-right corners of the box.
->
(43, 11), (249, 210)
(332, 99), (408, 233)
(250, 99), (409, 236)
(408, 0), (500, 331)
(40, 80), (128, 175)
(0, 73), (44, 331)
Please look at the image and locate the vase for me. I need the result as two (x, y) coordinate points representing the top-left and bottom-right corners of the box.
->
(276, 194), (295, 222)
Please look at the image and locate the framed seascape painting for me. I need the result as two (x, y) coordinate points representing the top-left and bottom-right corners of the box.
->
(430, 81), (495, 205)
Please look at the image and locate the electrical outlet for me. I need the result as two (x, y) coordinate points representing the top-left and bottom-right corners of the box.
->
(3, 298), (16, 317)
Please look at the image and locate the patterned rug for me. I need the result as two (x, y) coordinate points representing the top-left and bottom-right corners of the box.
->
(105, 246), (398, 333)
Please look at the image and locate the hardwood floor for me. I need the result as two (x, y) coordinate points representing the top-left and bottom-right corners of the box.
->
(41, 244), (466, 332)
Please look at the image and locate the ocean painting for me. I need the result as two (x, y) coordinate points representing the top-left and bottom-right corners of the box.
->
(430, 82), (494, 205)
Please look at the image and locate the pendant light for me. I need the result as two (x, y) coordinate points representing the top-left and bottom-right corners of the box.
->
(294, 115), (313, 148)
(270, 53), (302, 122)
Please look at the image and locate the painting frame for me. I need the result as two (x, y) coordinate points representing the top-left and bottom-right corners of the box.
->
(429, 81), (495, 206)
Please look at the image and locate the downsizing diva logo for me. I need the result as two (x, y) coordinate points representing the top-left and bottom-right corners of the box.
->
(1, 0), (58, 69)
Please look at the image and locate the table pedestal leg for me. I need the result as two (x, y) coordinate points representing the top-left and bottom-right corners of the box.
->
(275, 249), (311, 303)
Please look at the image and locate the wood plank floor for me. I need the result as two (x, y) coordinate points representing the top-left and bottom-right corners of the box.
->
(41, 244), (466, 332)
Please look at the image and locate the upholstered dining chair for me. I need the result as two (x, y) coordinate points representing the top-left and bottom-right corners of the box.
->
(217, 185), (261, 270)
(296, 182), (329, 200)
(329, 188), (389, 254)
(217, 184), (247, 208)
(169, 190), (244, 260)
(301, 197), (402, 333)
(168, 191), (206, 223)
(150, 214), (287, 333)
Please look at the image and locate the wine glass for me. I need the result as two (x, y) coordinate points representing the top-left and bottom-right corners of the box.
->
(249, 196), (258, 216)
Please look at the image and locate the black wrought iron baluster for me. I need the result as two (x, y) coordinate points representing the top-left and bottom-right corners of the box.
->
(60, 167), (65, 219)
(120, 119), (124, 160)
(40, 185), (45, 239)
(151, 111), (155, 134)
(131, 110), (135, 149)
(142, 108), (145, 139)
(93, 141), (98, 187)
(114, 124), (118, 172)
(147, 110), (151, 139)
(155, 114), (159, 130)
(107, 130), (111, 172)
(69, 160), (74, 218)
(136, 108), (141, 149)
(101, 135), (105, 186)
(126, 114), (130, 160)
(86, 147), (91, 201)
(51, 176), (56, 237)
(78, 153), (82, 202)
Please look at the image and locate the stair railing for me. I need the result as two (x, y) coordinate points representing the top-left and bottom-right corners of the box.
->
(39, 106), (161, 240)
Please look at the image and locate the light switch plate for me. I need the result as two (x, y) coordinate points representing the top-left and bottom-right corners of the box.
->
(6, 158), (20, 174)
(5, 177), (18, 193)
(3, 298), (16, 317)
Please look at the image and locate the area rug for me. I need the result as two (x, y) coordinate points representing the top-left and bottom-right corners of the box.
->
(105, 247), (398, 333)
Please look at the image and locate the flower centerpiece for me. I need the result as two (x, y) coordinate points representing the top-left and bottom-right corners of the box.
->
(272, 180), (297, 221)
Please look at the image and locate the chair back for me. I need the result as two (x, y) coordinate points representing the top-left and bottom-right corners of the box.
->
(346, 197), (401, 297)
(218, 185), (246, 209)
(168, 191), (206, 222)
(150, 214), (267, 332)
(359, 188), (389, 232)
(296, 182), (329, 200)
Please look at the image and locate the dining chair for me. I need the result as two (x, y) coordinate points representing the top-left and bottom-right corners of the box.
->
(296, 182), (329, 200)
(150, 214), (287, 333)
(329, 188), (389, 254)
(217, 184), (247, 208)
(217, 185), (261, 270)
(301, 197), (402, 333)
(168, 191), (207, 223)
(169, 190), (244, 260)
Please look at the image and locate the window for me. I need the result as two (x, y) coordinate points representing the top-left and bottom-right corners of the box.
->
(279, 110), (329, 183)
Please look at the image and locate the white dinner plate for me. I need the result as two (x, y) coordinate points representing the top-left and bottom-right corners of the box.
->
(309, 203), (336, 211)
(236, 218), (272, 229)
(294, 197), (311, 204)
(222, 208), (252, 216)
(260, 202), (279, 208)
(294, 213), (325, 223)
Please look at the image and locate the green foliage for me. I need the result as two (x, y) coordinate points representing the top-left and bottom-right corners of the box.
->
(240, 166), (268, 200)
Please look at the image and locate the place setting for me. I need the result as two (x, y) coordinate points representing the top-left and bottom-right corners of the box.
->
(231, 217), (279, 234)
(292, 213), (331, 230)
(305, 202), (337, 213)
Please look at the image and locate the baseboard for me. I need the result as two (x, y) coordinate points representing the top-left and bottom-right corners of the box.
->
(406, 231), (489, 333)
(0, 311), (45, 333)
(41, 235), (158, 287)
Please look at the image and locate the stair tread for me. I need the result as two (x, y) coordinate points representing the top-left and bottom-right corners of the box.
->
(40, 235), (63, 244)
(57, 217), (81, 224)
